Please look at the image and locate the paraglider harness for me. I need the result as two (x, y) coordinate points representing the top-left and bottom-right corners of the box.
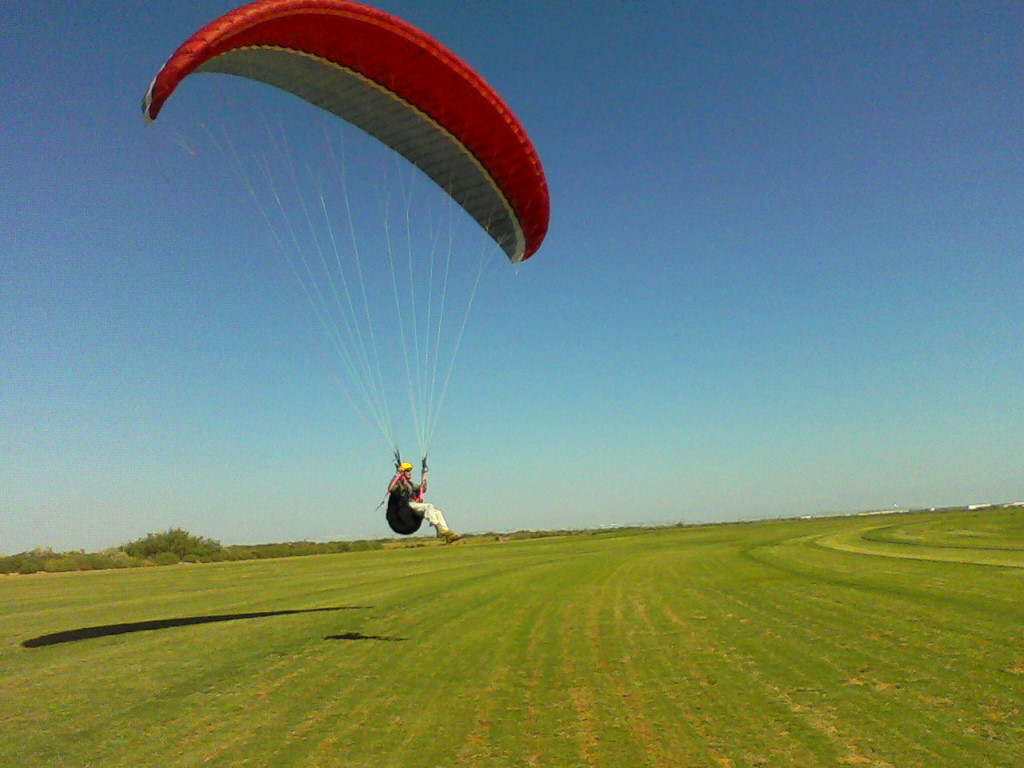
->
(382, 456), (428, 535)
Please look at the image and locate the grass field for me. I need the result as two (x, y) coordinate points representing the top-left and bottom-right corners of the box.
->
(2, 507), (1022, 767)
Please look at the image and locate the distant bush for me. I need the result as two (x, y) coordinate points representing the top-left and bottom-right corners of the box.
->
(43, 555), (86, 573)
(16, 556), (44, 575)
(122, 528), (223, 561)
(221, 539), (378, 561)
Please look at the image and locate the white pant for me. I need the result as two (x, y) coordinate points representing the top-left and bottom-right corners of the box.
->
(408, 501), (450, 534)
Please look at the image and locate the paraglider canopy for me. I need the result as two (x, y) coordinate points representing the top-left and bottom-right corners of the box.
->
(143, 0), (549, 263)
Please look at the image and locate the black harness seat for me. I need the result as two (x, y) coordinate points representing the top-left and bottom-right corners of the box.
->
(386, 493), (424, 535)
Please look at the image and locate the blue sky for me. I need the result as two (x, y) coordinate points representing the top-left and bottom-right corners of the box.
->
(4, 1), (1022, 554)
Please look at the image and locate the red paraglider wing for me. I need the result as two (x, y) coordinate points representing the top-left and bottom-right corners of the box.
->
(143, 0), (549, 262)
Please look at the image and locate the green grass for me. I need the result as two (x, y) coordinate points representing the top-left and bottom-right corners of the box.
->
(2, 507), (1022, 767)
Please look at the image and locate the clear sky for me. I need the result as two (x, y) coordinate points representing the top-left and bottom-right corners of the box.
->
(4, 1), (1022, 554)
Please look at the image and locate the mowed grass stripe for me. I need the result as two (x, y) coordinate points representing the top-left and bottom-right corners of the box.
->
(758, 524), (1019, 761)
(751, 517), (1022, 762)
(582, 547), (689, 767)
(602, 550), (735, 767)
(698, 570), (970, 764)
(662, 540), (866, 765)
(642, 548), (841, 766)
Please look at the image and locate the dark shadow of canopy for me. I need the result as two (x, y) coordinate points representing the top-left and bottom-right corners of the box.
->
(324, 631), (406, 642)
(22, 606), (369, 648)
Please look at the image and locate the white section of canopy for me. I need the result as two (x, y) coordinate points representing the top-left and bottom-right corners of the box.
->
(198, 46), (526, 262)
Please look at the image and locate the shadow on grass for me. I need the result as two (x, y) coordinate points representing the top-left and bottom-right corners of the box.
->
(325, 631), (406, 642)
(22, 606), (369, 648)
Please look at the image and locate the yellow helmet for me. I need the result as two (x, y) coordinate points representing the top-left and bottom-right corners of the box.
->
(399, 462), (414, 471)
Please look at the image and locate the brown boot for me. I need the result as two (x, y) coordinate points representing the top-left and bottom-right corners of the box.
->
(441, 529), (462, 543)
